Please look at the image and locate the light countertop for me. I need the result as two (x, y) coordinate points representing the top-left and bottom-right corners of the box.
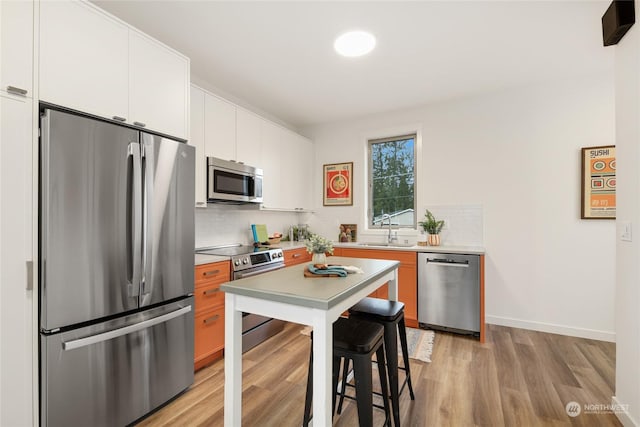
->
(333, 242), (485, 255)
(194, 241), (484, 266)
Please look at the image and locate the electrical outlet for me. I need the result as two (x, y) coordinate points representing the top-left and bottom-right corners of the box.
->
(620, 221), (632, 242)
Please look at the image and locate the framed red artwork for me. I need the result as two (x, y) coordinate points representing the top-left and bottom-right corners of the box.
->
(581, 145), (615, 219)
(323, 162), (353, 206)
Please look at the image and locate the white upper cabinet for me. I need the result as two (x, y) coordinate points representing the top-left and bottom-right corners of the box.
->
(204, 94), (236, 160)
(259, 120), (284, 210)
(189, 85), (207, 207)
(236, 108), (263, 167)
(129, 31), (189, 138)
(191, 84), (314, 211)
(0, 0), (33, 97)
(40, 0), (190, 139)
(260, 120), (313, 211)
(287, 132), (313, 210)
(40, 0), (129, 120)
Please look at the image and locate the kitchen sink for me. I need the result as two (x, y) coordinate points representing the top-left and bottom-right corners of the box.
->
(357, 242), (415, 248)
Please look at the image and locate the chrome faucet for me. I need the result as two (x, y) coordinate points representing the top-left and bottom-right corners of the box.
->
(381, 214), (398, 244)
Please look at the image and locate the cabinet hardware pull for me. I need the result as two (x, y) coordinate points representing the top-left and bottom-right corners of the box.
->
(112, 116), (127, 122)
(133, 121), (146, 128)
(203, 288), (220, 296)
(292, 254), (301, 258)
(203, 315), (220, 324)
(6, 86), (27, 96)
(26, 261), (33, 291)
(203, 269), (220, 276)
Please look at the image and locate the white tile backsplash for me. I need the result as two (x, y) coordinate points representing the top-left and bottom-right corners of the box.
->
(195, 204), (311, 248)
(422, 204), (483, 246)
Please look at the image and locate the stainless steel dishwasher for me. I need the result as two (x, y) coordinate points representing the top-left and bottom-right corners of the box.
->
(418, 252), (480, 336)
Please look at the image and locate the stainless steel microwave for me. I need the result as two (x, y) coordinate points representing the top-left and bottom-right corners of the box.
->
(207, 157), (263, 203)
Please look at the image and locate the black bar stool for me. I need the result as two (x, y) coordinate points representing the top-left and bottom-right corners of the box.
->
(303, 317), (391, 426)
(345, 298), (415, 427)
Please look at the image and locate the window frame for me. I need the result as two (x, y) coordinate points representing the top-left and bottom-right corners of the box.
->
(367, 133), (418, 230)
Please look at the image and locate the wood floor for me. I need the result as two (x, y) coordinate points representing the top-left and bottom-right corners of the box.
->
(136, 323), (620, 427)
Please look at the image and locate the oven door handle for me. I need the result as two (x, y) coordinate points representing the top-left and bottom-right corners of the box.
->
(234, 263), (285, 279)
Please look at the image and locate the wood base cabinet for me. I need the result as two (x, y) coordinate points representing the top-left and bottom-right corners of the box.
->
(194, 261), (230, 371)
(333, 248), (418, 328)
(283, 247), (312, 267)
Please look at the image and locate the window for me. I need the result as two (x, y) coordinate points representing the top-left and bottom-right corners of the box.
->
(368, 134), (416, 228)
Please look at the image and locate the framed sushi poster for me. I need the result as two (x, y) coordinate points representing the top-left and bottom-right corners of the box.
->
(323, 162), (353, 206)
(581, 145), (616, 219)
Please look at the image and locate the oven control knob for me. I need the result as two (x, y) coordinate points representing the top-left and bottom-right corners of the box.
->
(234, 260), (240, 266)
(278, 252), (283, 258)
(242, 258), (248, 264)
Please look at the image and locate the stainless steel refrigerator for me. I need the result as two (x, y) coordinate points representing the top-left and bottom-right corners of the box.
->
(39, 107), (195, 427)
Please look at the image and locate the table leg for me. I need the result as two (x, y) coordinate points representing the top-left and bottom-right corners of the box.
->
(312, 312), (333, 426)
(387, 268), (399, 301)
(224, 294), (243, 426)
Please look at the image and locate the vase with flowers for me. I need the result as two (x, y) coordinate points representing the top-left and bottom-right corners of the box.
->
(305, 233), (334, 264)
(418, 209), (444, 246)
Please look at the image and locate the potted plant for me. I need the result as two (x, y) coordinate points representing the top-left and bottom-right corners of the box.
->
(418, 209), (444, 246)
(305, 233), (334, 264)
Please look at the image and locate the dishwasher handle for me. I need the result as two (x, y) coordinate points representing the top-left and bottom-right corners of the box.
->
(426, 258), (469, 267)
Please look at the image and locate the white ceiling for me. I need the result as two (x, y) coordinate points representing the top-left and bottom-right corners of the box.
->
(93, 0), (614, 129)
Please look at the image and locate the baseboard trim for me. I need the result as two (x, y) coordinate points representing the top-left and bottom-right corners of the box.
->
(486, 315), (616, 342)
(612, 396), (639, 427)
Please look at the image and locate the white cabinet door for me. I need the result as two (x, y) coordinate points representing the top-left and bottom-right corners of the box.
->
(204, 94), (236, 161)
(236, 108), (262, 167)
(280, 131), (313, 210)
(0, 93), (34, 427)
(129, 31), (189, 139)
(260, 121), (315, 210)
(0, 0), (33, 97)
(190, 86), (207, 207)
(39, 0), (128, 120)
(293, 133), (314, 209)
(259, 120), (285, 209)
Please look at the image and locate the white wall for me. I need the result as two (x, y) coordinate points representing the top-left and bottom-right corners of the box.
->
(304, 74), (616, 341)
(612, 1), (640, 424)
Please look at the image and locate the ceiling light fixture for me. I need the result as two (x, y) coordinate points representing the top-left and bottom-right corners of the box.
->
(334, 31), (376, 57)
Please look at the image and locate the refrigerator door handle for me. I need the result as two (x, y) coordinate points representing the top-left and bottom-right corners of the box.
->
(127, 142), (143, 297)
(62, 305), (192, 351)
(141, 140), (152, 296)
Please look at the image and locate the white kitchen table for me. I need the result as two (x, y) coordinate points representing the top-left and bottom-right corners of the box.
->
(221, 256), (400, 427)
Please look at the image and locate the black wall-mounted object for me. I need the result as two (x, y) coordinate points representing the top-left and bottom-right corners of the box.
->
(602, 0), (635, 46)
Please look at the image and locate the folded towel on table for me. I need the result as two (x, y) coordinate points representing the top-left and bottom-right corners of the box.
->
(306, 264), (348, 277)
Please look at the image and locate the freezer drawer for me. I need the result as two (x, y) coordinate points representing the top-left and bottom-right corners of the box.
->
(40, 298), (194, 427)
(418, 253), (480, 334)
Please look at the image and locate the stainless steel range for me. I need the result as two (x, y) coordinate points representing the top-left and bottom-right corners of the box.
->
(196, 244), (286, 351)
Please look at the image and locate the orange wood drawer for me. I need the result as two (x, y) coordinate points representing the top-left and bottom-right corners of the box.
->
(195, 261), (230, 286)
(194, 281), (225, 313)
(284, 247), (312, 266)
(339, 248), (416, 266)
(194, 306), (225, 364)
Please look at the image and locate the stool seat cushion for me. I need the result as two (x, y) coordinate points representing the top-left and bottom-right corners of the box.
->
(349, 297), (405, 321)
(333, 317), (384, 353)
